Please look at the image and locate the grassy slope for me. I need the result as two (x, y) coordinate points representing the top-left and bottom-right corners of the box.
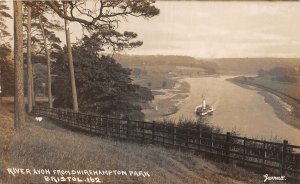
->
(0, 100), (262, 184)
(0, 100), (15, 183)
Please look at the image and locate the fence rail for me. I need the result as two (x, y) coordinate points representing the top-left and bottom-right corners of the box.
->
(32, 106), (300, 181)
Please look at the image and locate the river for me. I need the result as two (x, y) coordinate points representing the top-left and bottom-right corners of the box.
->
(167, 76), (300, 146)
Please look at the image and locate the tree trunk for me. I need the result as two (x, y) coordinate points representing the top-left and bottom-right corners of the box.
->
(31, 70), (35, 106)
(27, 5), (33, 113)
(0, 67), (2, 103)
(13, 0), (25, 130)
(39, 15), (53, 108)
(63, 3), (78, 112)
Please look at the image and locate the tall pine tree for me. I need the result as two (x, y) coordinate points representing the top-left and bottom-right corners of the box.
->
(0, 0), (13, 97)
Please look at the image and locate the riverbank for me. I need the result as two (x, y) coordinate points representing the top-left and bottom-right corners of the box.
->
(230, 77), (300, 130)
(143, 78), (191, 120)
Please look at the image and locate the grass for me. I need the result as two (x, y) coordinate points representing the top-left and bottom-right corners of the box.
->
(0, 100), (15, 182)
(134, 74), (176, 91)
(0, 100), (265, 184)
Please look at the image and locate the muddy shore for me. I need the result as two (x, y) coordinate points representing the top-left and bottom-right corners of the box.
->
(230, 78), (300, 130)
(143, 78), (191, 121)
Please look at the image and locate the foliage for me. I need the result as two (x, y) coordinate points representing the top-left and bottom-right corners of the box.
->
(23, 6), (63, 59)
(258, 67), (299, 83)
(52, 35), (153, 120)
(22, 2), (63, 99)
(0, 1), (13, 96)
(132, 68), (142, 78)
(46, 0), (159, 30)
(0, 0), (12, 41)
(34, 63), (47, 96)
(0, 54), (14, 96)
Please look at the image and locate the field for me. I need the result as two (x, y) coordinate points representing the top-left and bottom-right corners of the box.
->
(0, 100), (264, 184)
(133, 73), (176, 91)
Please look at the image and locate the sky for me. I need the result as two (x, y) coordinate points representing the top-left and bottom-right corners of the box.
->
(4, 1), (300, 58)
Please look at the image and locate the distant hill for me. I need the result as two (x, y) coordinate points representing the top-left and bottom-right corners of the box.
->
(204, 58), (300, 74)
(115, 54), (219, 75)
(115, 54), (200, 67)
(115, 54), (300, 75)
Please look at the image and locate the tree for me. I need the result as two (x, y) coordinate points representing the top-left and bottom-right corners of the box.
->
(0, 0), (13, 97)
(10, 0), (159, 128)
(52, 35), (153, 119)
(13, 0), (25, 129)
(24, 2), (63, 108)
(26, 3), (33, 112)
(63, 2), (78, 112)
(0, 0), (12, 42)
(132, 68), (142, 78)
(46, 1), (159, 29)
(0, 50), (14, 97)
(47, 0), (159, 112)
(39, 14), (53, 108)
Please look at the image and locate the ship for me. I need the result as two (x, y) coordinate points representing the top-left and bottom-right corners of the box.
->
(195, 96), (213, 117)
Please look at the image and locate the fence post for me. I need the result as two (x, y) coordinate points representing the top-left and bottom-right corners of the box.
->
(173, 126), (177, 147)
(105, 117), (108, 136)
(95, 116), (99, 133)
(243, 137), (246, 166)
(99, 116), (103, 134)
(163, 124), (165, 146)
(89, 115), (92, 133)
(198, 130), (202, 152)
(127, 120), (130, 140)
(226, 132), (231, 162)
(263, 141), (266, 170)
(135, 122), (138, 138)
(280, 140), (288, 175)
(211, 134), (214, 153)
(118, 118), (121, 139)
(186, 129), (189, 148)
(152, 121), (155, 144)
(111, 116), (115, 136)
(142, 121), (145, 143)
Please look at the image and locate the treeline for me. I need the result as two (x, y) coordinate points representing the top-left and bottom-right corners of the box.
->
(0, 0), (160, 129)
(258, 66), (300, 83)
(116, 54), (219, 74)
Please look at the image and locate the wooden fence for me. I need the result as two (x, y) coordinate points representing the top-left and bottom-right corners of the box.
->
(32, 106), (300, 181)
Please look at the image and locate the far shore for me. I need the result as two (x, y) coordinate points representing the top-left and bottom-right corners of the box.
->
(230, 77), (300, 130)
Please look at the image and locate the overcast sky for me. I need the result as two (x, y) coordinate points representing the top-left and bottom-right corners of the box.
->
(5, 1), (300, 58)
(117, 1), (300, 58)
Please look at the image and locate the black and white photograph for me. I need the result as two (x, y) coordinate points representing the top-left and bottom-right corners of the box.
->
(0, 0), (300, 183)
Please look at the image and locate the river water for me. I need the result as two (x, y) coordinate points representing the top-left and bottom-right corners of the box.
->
(168, 76), (300, 146)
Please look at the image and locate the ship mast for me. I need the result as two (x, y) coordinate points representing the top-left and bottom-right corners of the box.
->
(202, 95), (206, 110)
